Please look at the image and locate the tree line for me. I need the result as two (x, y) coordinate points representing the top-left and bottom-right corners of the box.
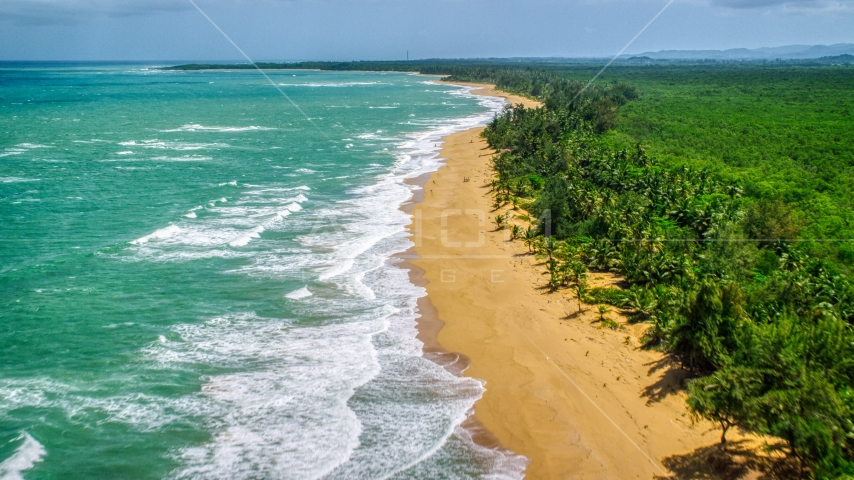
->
(460, 69), (854, 478)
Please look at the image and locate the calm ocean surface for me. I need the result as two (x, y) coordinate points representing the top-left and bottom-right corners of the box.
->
(0, 64), (526, 479)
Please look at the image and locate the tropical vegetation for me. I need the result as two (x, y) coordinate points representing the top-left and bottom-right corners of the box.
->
(467, 68), (854, 478)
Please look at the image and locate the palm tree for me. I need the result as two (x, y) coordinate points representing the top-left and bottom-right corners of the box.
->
(494, 214), (506, 230)
(590, 239), (619, 271)
(574, 274), (589, 313)
(622, 286), (657, 320)
(542, 236), (557, 262)
(523, 227), (539, 253)
(544, 258), (562, 291)
(598, 304), (611, 322)
(515, 213), (533, 224)
(489, 179), (499, 192)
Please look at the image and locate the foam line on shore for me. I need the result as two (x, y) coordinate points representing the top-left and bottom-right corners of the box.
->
(396, 83), (539, 477)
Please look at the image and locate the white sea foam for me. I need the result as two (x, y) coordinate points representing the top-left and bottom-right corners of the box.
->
(355, 132), (397, 142)
(118, 140), (226, 151)
(146, 313), (384, 480)
(0, 177), (40, 183)
(131, 225), (181, 244)
(0, 143), (49, 157)
(150, 155), (213, 162)
(0, 433), (46, 480)
(160, 124), (276, 133)
(16, 143), (52, 149)
(284, 286), (313, 300)
(0, 378), (199, 433)
(228, 226), (265, 248)
(277, 81), (386, 88)
(127, 194), (304, 257)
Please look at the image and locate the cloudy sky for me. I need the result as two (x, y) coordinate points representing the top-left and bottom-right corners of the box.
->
(0, 0), (852, 61)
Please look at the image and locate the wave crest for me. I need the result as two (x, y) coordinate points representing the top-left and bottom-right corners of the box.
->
(0, 432), (47, 480)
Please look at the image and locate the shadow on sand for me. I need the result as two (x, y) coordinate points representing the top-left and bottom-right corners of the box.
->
(656, 440), (801, 479)
(641, 356), (691, 404)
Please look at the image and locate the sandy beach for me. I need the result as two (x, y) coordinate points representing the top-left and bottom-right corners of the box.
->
(404, 84), (725, 479)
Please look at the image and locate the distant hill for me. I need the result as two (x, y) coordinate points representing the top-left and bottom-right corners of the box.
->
(628, 44), (854, 60)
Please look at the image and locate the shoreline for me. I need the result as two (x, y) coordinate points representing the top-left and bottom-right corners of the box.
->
(395, 82), (542, 473)
(400, 83), (725, 478)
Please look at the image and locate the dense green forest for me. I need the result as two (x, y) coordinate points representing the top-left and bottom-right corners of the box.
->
(467, 69), (854, 478)
(601, 66), (854, 265)
(436, 63), (854, 269)
(170, 59), (854, 477)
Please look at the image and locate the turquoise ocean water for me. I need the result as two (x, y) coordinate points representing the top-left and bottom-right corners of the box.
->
(0, 64), (526, 479)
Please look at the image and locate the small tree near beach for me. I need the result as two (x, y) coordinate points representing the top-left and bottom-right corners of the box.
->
(686, 366), (762, 448)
